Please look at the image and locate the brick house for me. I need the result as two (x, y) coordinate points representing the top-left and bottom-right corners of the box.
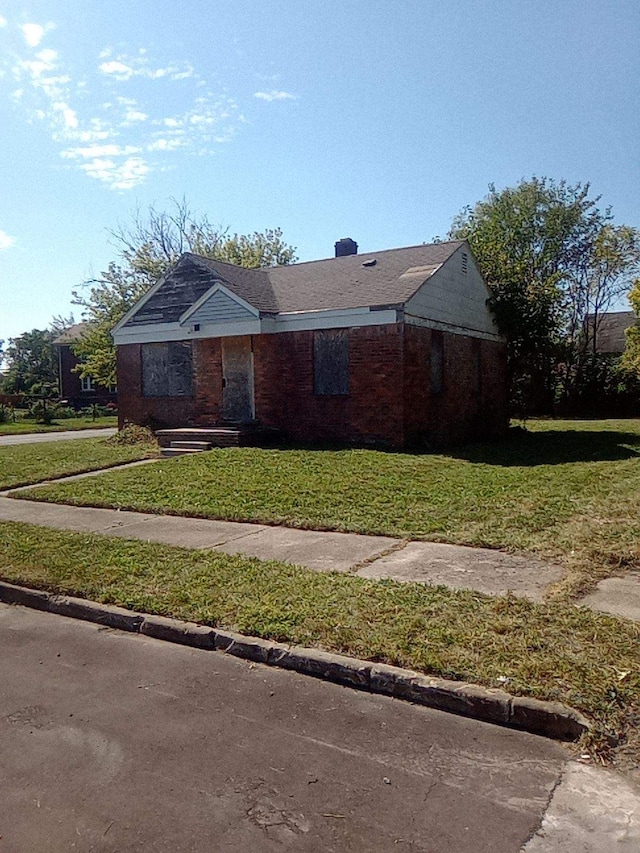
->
(53, 322), (118, 409)
(112, 238), (508, 447)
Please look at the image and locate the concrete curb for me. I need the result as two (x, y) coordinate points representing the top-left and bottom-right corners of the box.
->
(0, 580), (590, 741)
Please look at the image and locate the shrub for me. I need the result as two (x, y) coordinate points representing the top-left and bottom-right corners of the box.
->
(106, 423), (157, 446)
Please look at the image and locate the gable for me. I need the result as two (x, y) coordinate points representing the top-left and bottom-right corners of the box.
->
(404, 246), (501, 340)
(179, 287), (258, 328)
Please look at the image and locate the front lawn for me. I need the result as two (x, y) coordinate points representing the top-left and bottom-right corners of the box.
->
(0, 519), (638, 760)
(0, 436), (158, 490)
(0, 416), (118, 435)
(17, 419), (640, 598)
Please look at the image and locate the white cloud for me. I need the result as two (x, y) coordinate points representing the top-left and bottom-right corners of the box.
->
(0, 229), (16, 250)
(3, 34), (244, 190)
(64, 143), (141, 159)
(0, 16), (7, 28)
(147, 137), (185, 152)
(21, 22), (55, 48)
(79, 155), (149, 190)
(98, 60), (134, 80)
(254, 89), (296, 102)
(98, 52), (194, 82)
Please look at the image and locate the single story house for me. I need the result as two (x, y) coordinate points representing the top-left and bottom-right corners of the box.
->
(112, 238), (508, 447)
(53, 322), (118, 409)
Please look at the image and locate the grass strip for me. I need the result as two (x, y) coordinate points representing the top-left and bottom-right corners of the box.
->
(18, 420), (640, 598)
(1, 519), (638, 760)
(0, 437), (158, 490)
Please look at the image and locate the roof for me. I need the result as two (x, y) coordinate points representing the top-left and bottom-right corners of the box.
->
(52, 321), (92, 345)
(122, 240), (466, 328)
(587, 311), (636, 354)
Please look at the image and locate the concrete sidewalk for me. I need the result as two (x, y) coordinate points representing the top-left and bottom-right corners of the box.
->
(0, 427), (117, 446)
(0, 493), (563, 600)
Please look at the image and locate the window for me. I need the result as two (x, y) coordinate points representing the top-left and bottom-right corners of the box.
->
(461, 252), (468, 274)
(430, 331), (444, 395)
(313, 329), (349, 395)
(80, 376), (95, 392)
(142, 341), (193, 397)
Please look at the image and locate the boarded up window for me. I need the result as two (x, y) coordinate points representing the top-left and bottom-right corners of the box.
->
(430, 331), (444, 395)
(314, 329), (349, 395)
(472, 338), (482, 397)
(142, 341), (193, 397)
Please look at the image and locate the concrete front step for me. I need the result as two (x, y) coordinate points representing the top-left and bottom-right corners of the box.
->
(160, 448), (206, 458)
(155, 426), (280, 449)
(169, 441), (213, 451)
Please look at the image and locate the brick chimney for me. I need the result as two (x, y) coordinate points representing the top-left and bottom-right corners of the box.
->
(334, 237), (358, 257)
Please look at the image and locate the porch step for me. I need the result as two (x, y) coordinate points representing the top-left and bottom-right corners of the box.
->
(169, 441), (213, 451)
(160, 448), (206, 458)
(155, 425), (280, 450)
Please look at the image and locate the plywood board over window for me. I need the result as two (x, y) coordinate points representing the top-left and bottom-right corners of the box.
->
(430, 331), (444, 395)
(314, 329), (349, 395)
(142, 341), (193, 397)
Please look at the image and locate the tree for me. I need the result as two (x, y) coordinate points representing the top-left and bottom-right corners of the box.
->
(561, 224), (640, 406)
(1, 328), (59, 395)
(449, 178), (620, 413)
(621, 279), (640, 379)
(72, 199), (297, 387)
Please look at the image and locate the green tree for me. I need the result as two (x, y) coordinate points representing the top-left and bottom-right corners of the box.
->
(449, 178), (610, 413)
(1, 328), (59, 395)
(621, 279), (640, 379)
(72, 199), (297, 387)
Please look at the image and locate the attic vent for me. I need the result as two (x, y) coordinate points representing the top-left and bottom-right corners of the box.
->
(461, 252), (468, 274)
(362, 258), (377, 267)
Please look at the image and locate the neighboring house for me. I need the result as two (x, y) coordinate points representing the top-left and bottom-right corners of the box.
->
(585, 311), (636, 355)
(112, 238), (508, 447)
(53, 322), (118, 409)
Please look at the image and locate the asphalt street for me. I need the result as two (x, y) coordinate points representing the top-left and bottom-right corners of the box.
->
(0, 603), (567, 853)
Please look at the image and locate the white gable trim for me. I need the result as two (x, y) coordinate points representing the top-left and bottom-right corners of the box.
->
(179, 281), (259, 325)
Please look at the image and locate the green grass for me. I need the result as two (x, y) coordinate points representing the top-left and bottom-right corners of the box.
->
(18, 419), (640, 598)
(0, 416), (117, 435)
(1, 519), (638, 758)
(0, 437), (158, 490)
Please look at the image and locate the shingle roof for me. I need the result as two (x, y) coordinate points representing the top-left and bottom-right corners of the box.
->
(52, 321), (92, 345)
(263, 240), (464, 313)
(586, 311), (636, 354)
(123, 240), (466, 327)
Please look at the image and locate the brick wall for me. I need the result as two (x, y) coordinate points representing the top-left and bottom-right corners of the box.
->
(253, 325), (405, 446)
(116, 343), (195, 428)
(403, 325), (508, 446)
(57, 345), (117, 409)
(117, 324), (508, 445)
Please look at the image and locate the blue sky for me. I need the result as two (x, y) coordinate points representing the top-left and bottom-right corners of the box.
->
(1, 0), (639, 343)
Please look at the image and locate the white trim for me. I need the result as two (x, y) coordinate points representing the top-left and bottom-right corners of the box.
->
(113, 305), (402, 344)
(113, 319), (263, 345)
(179, 281), (259, 325)
(113, 305), (503, 345)
(404, 312), (504, 342)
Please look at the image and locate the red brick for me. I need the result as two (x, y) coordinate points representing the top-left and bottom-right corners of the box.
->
(117, 325), (508, 446)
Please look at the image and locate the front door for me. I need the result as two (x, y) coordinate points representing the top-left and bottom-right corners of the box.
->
(221, 337), (254, 422)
